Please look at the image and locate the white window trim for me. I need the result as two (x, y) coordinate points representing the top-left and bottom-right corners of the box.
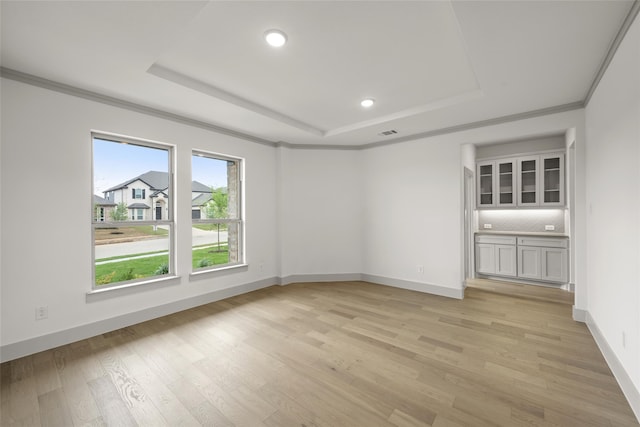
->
(191, 149), (245, 273)
(91, 131), (176, 291)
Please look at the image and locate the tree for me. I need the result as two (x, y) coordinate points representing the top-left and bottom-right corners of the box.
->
(205, 187), (228, 220)
(204, 187), (228, 251)
(110, 202), (128, 221)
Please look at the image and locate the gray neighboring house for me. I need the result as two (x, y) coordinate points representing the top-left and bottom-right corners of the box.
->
(191, 193), (213, 219)
(101, 170), (211, 221)
(93, 194), (116, 222)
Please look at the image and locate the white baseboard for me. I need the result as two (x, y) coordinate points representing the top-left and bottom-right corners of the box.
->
(572, 306), (587, 322)
(361, 274), (464, 299)
(0, 277), (277, 363)
(585, 311), (640, 423)
(1, 274), (463, 363)
(279, 273), (464, 300)
(279, 273), (362, 286)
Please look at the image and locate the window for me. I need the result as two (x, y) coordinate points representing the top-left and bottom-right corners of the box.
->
(92, 133), (174, 288)
(191, 151), (243, 271)
(133, 188), (145, 199)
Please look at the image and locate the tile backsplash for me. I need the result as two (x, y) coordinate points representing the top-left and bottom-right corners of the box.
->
(477, 209), (565, 233)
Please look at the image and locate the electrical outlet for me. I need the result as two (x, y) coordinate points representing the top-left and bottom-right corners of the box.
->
(417, 265), (424, 274)
(622, 331), (626, 349)
(483, 224), (492, 229)
(545, 225), (555, 231)
(35, 306), (48, 321)
(259, 263), (264, 272)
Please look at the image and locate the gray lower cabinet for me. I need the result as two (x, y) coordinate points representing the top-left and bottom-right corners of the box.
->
(541, 247), (568, 282)
(476, 243), (496, 275)
(517, 246), (542, 279)
(517, 237), (568, 283)
(475, 235), (517, 277)
(495, 245), (517, 276)
(476, 234), (569, 284)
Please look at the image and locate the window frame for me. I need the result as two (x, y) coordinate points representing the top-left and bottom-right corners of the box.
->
(191, 149), (245, 273)
(91, 131), (176, 290)
(133, 188), (144, 199)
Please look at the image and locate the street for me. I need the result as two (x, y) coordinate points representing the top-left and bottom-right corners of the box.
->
(95, 228), (228, 259)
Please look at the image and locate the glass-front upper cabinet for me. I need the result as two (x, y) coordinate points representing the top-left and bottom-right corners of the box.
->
(541, 153), (564, 206)
(477, 152), (565, 209)
(518, 156), (539, 206)
(497, 160), (516, 207)
(477, 160), (495, 207)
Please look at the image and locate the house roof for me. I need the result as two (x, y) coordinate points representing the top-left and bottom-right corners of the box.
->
(127, 203), (151, 209)
(192, 193), (212, 207)
(150, 190), (168, 198)
(104, 170), (211, 194)
(191, 180), (211, 193)
(93, 194), (116, 206)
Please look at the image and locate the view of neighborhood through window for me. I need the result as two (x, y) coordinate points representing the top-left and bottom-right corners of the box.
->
(92, 135), (174, 287)
(192, 151), (243, 271)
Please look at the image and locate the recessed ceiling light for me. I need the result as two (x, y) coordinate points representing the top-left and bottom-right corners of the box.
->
(265, 29), (287, 47)
(360, 98), (375, 108)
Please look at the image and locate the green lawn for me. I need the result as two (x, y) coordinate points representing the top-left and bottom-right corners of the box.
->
(192, 245), (229, 269)
(95, 245), (230, 286)
(95, 254), (169, 285)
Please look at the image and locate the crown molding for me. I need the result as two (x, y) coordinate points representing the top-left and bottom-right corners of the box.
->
(584, 0), (640, 106)
(0, 67), (583, 151)
(147, 64), (325, 137)
(0, 67), (278, 148)
(359, 101), (585, 150)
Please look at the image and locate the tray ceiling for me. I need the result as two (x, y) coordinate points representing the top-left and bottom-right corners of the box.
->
(0, 1), (636, 145)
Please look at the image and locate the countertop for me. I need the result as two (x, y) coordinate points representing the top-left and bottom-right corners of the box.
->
(475, 230), (569, 238)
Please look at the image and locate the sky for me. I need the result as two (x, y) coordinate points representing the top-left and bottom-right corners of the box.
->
(93, 138), (228, 195)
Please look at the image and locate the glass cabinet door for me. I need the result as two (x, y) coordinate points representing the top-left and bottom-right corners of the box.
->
(518, 157), (538, 206)
(497, 160), (515, 206)
(541, 153), (564, 206)
(477, 161), (495, 207)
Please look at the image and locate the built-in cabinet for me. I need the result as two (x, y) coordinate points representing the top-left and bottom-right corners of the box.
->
(476, 234), (568, 284)
(475, 235), (517, 277)
(540, 154), (564, 205)
(517, 237), (568, 282)
(477, 152), (564, 208)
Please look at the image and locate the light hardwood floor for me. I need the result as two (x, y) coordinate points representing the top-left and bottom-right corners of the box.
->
(465, 278), (575, 305)
(1, 281), (638, 426)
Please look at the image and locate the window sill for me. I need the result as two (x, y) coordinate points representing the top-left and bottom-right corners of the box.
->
(189, 263), (248, 280)
(86, 275), (180, 301)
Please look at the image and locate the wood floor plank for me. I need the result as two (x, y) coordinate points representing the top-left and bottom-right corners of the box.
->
(87, 375), (137, 427)
(55, 351), (102, 426)
(38, 388), (73, 427)
(1, 280), (638, 426)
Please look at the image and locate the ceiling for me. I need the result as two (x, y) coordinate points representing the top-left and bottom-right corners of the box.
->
(1, 1), (637, 146)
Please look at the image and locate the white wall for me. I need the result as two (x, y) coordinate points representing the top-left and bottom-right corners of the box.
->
(461, 143), (476, 171)
(585, 13), (640, 405)
(278, 147), (363, 280)
(360, 111), (585, 298)
(0, 78), (279, 354)
(362, 138), (463, 292)
(475, 135), (565, 159)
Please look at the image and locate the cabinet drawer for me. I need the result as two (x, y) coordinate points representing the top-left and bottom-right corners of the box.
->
(475, 235), (516, 245)
(517, 237), (568, 248)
